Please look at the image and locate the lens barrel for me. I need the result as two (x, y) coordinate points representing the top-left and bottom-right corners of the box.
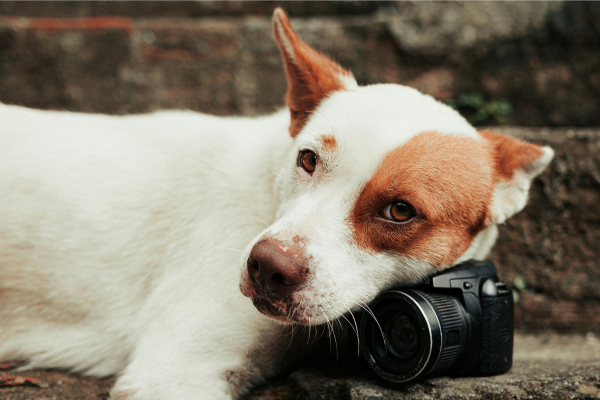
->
(360, 289), (468, 382)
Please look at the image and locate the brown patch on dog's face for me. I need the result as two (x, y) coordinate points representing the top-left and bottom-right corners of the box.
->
(350, 131), (495, 267)
(479, 129), (545, 181)
(319, 134), (338, 152)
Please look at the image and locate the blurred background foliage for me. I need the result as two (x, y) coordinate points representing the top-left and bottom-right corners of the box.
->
(446, 94), (513, 126)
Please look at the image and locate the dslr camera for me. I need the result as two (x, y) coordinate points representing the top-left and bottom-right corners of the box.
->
(359, 260), (514, 382)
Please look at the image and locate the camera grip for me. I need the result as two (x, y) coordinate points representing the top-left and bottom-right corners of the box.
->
(479, 295), (514, 376)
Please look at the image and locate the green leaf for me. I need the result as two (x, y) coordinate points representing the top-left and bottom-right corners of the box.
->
(514, 276), (527, 292)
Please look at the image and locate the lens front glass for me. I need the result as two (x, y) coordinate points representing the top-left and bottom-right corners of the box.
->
(387, 314), (421, 360)
(364, 296), (431, 379)
(360, 290), (445, 382)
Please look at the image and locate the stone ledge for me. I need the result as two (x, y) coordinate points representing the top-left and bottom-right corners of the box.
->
(1, 334), (598, 399)
(288, 361), (600, 400)
(248, 334), (600, 400)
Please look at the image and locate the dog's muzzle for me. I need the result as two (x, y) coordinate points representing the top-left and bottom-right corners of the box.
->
(246, 238), (310, 299)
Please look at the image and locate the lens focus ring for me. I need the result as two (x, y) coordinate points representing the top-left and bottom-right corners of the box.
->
(413, 291), (466, 376)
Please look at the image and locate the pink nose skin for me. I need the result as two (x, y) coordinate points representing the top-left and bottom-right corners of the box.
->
(247, 238), (309, 297)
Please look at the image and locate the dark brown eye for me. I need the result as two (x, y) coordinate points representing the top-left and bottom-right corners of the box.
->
(382, 202), (413, 223)
(298, 150), (317, 174)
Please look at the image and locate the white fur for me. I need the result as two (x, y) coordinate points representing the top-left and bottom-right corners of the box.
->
(490, 146), (554, 224)
(273, 21), (296, 63)
(0, 105), (296, 398)
(0, 61), (550, 400)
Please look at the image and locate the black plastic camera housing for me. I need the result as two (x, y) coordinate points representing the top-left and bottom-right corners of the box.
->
(359, 260), (514, 383)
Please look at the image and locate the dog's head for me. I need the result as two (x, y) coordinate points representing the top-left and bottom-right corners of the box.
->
(239, 8), (553, 325)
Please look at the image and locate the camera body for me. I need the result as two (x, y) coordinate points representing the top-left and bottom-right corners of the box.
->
(359, 260), (514, 383)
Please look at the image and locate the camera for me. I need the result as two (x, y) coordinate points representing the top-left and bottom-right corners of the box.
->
(359, 260), (514, 383)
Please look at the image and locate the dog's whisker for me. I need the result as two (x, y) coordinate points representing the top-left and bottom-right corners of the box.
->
(269, 318), (283, 339)
(242, 218), (255, 239)
(306, 316), (312, 345)
(359, 301), (386, 349)
(318, 292), (363, 357)
(314, 111), (335, 137)
(314, 323), (323, 345)
(283, 323), (296, 353)
(278, 326), (290, 338)
(243, 215), (272, 231)
(319, 323), (328, 343)
(349, 309), (361, 357)
(339, 313), (355, 333)
(307, 316), (318, 345)
(318, 305), (338, 361)
(323, 298), (347, 361)
(212, 246), (244, 253)
(317, 306), (332, 352)
(257, 217), (271, 230)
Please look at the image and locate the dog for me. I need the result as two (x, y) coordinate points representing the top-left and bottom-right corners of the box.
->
(0, 8), (553, 400)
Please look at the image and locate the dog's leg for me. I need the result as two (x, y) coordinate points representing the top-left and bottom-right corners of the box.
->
(109, 319), (300, 399)
(107, 274), (309, 400)
(109, 293), (355, 399)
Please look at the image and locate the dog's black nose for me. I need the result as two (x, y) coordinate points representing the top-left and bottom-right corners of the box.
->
(247, 238), (308, 297)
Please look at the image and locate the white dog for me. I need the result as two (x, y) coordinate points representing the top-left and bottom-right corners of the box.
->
(0, 8), (552, 399)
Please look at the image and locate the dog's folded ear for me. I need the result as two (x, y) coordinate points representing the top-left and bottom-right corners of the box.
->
(273, 8), (358, 137)
(480, 130), (554, 224)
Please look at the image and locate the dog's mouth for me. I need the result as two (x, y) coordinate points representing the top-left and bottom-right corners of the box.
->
(241, 272), (325, 325)
(250, 292), (333, 326)
(251, 297), (297, 324)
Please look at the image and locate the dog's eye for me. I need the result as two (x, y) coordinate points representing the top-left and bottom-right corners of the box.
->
(298, 150), (317, 174)
(382, 202), (413, 223)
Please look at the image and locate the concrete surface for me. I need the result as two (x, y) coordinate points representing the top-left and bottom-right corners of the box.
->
(1, 334), (598, 399)
(277, 333), (600, 400)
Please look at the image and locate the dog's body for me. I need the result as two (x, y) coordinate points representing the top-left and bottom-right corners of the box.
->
(0, 9), (553, 399)
(0, 106), (301, 397)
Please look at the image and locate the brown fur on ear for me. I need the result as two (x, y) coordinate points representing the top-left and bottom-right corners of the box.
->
(272, 8), (355, 137)
(479, 130), (545, 181)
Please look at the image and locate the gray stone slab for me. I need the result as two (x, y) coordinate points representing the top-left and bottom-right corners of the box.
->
(282, 334), (600, 400)
(1, 334), (598, 399)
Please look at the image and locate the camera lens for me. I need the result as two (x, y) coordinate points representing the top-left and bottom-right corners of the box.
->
(359, 289), (468, 382)
(387, 315), (421, 359)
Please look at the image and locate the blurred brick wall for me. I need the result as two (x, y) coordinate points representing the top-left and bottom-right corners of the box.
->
(490, 128), (600, 333)
(0, 1), (599, 125)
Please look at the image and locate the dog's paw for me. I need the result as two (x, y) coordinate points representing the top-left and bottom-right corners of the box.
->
(110, 372), (235, 400)
(110, 390), (136, 400)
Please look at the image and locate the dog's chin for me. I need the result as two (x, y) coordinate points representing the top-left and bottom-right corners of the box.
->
(241, 275), (337, 325)
(251, 298), (297, 324)
(251, 296), (333, 326)
(241, 275), (311, 324)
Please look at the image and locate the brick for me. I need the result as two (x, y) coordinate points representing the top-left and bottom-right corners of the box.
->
(29, 16), (133, 33)
(0, 16), (147, 114)
(0, 1), (386, 18)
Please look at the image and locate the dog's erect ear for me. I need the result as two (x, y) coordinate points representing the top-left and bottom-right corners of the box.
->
(480, 130), (554, 224)
(273, 8), (357, 137)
